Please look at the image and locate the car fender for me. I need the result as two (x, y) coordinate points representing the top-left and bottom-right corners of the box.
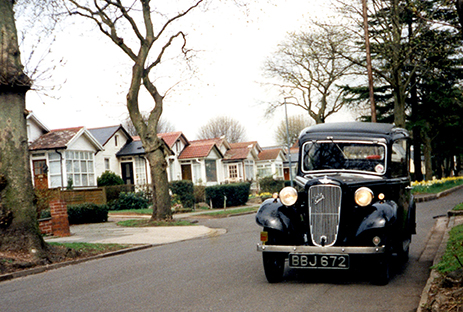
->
(255, 199), (291, 232)
(356, 201), (398, 236)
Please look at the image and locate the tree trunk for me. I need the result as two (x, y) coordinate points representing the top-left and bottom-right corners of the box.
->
(0, 0), (46, 255)
(391, 0), (406, 128)
(423, 129), (433, 181)
(127, 61), (171, 221)
(146, 148), (172, 220)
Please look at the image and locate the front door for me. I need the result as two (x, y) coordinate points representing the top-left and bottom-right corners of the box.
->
(284, 168), (290, 180)
(181, 164), (192, 181)
(33, 160), (48, 189)
(121, 162), (134, 185)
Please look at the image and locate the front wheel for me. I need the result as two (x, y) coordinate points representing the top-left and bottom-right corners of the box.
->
(371, 251), (391, 285)
(262, 228), (286, 283)
(263, 252), (285, 283)
(397, 236), (411, 264)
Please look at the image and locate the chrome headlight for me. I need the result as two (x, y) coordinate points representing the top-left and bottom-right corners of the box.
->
(279, 187), (298, 206)
(355, 187), (373, 207)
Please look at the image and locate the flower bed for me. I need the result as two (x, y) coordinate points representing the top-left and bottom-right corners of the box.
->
(412, 177), (463, 194)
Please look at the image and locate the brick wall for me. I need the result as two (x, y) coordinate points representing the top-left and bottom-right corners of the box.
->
(49, 199), (70, 237)
(38, 218), (52, 236)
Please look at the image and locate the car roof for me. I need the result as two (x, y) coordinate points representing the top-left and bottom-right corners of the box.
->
(299, 122), (409, 142)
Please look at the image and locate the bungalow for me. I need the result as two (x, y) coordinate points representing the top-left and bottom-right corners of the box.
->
(177, 138), (224, 186)
(26, 111), (49, 144)
(223, 141), (261, 183)
(158, 131), (190, 182)
(88, 125), (133, 179)
(29, 127), (104, 189)
(283, 146), (299, 181)
(256, 147), (287, 180)
(115, 136), (174, 185)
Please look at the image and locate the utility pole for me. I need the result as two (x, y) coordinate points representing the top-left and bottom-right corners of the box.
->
(362, 0), (376, 122)
(284, 97), (294, 187)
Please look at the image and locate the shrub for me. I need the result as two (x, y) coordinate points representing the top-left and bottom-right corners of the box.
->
(259, 176), (285, 193)
(194, 185), (206, 203)
(104, 184), (136, 204)
(67, 203), (109, 224)
(170, 180), (195, 208)
(97, 171), (124, 187)
(205, 183), (250, 208)
(109, 192), (149, 211)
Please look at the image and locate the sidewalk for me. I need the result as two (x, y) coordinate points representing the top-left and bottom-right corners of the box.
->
(44, 209), (233, 245)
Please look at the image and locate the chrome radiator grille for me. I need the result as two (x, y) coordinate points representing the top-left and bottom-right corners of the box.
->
(308, 185), (342, 247)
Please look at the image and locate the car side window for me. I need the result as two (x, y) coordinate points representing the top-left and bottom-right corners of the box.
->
(391, 139), (408, 178)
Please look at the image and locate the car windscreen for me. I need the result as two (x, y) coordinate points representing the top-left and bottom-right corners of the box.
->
(302, 141), (386, 174)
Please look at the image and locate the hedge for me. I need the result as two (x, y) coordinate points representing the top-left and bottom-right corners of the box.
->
(259, 176), (285, 193)
(205, 182), (250, 208)
(67, 203), (109, 224)
(170, 180), (195, 208)
(109, 192), (149, 211)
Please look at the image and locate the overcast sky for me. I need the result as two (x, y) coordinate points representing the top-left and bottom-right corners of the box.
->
(24, 0), (354, 147)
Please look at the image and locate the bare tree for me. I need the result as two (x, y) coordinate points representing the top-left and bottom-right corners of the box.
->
(197, 116), (247, 143)
(15, 0), (66, 97)
(66, 0), (205, 220)
(0, 0), (46, 255)
(122, 113), (175, 136)
(274, 114), (312, 146)
(264, 22), (357, 124)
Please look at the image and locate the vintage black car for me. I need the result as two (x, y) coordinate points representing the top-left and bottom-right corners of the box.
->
(256, 122), (416, 285)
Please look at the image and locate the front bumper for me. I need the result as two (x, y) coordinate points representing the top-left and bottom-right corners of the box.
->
(257, 243), (385, 254)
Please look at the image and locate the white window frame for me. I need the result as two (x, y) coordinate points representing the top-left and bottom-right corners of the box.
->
(65, 151), (95, 187)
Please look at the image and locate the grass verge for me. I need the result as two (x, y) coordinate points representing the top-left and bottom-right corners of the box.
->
(117, 219), (196, 227)
(47, 242), (130, 255)
(199, 206), (258, 217)
(109, 208), (153, 215)
(433, 217), (463, 274)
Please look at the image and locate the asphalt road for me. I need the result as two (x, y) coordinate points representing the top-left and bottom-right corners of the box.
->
(1, 188), (463, 312)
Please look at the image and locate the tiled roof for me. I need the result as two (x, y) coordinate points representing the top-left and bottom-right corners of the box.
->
(229, 141), (258, 149)
(116, 140), (144, 156)
(117, 135), (174, 157)
(88, 125), (121, 146)
(258, 148), (283, 161)
(224, 147), (250, 160)
(158, 131), (186, 148)
(29, 127), (83, 151)
(224, 141), (258, 161)
(178, 139), (220, 159)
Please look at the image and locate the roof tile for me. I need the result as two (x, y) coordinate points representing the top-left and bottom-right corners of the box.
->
(29, 127), (83, 151)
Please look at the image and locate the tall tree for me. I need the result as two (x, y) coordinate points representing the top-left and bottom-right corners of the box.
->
(263, 23), (357, 124)
(274, 114), (311, 146)
(0, 0), (46, 255)
(66, 0), (205, 220)
(122, 113), (175, 137)
(197, 116), (247, 143)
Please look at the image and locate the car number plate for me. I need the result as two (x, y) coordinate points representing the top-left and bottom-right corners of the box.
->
(289, 254), (349, 269)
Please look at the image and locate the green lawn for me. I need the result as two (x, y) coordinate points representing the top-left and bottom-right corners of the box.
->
(109, 208), (153, 215)
(199, 206), (258, 217)
(433, 221), (463, 274)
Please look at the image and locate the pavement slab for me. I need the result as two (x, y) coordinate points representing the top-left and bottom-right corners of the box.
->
(45, 221), (222, 245)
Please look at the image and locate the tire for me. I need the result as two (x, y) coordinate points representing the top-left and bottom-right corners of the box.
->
(397, 236), (411, 264)
(371, 252), (391, 286)
(263, 252), (285, 283)
(262, 228), (286, 283)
